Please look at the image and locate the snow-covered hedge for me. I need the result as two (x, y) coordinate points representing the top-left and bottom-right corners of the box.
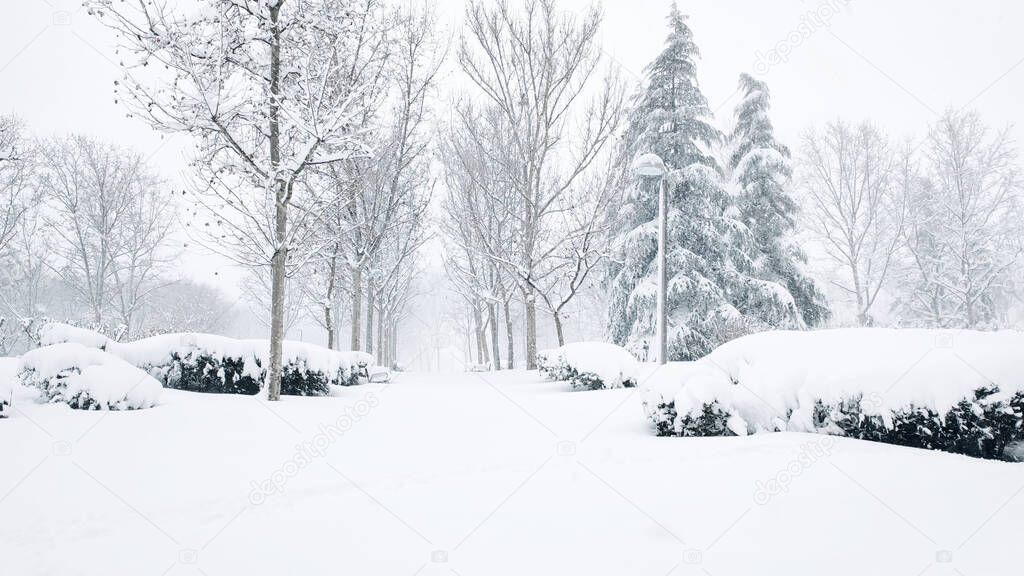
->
(643, 329), (1024, 460)
(38, 322), (113, 349)
(110, 334), (373, 396)
(34, 323), (373, 397)
(539, 342), (639, 391)
(19, 343), (162, 411)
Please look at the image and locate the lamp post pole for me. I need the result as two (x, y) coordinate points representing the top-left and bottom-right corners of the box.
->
(631, 153), (669, 365)
(656, 175), (668, 365)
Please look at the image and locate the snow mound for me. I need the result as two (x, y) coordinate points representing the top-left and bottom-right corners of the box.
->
(38, 322), (112, 349)
(643, 329), (1024, 459)
(540, 342), (639, 391)
(19, 343), (162, 411)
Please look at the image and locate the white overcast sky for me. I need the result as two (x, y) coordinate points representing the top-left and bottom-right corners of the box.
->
(2, 0), (1022, 297)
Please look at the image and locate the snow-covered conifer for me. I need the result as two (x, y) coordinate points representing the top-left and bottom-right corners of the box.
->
(728, 73), (829, 327)
(607, 5), (807, 361)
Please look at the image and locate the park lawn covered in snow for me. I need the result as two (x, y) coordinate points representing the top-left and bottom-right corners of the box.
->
(2, 367), (1022, 576)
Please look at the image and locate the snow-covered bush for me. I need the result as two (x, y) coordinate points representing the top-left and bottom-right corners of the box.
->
(38, 322), (112, 349)
(643, 329), (1024, 460)
(539, 342), (639, 391)
(110, 334), (372, 396)
(32, 323), (373, 397)
(18, 343), (162, 410)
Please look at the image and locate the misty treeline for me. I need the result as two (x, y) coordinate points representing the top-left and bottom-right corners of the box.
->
(3, 0), (1021, 377)
(0, 117), (236, 354)
(801, 114), (1023, 330)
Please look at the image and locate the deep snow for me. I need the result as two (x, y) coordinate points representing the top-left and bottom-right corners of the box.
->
(2, 367), (1022, 575)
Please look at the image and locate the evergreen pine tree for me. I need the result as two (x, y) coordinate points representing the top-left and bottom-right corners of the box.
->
(728, 73), (829, 327)
(606, 6), (811, 361)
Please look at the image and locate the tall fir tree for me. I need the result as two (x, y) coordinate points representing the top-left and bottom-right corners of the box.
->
(728, 73), (829, 327)
(606, 5), (809, 361)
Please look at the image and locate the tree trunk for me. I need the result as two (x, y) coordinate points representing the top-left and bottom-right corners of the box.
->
(376, 309), (384, 365)
(503, 298), (514, 370)
(488, 302), (501, 371)
(365, 278), (375, 355)
(473, 302), (488, 366)
(524, 287), (537, 370)
(266, 2), (285, 402)
(324, 247), (338, 350)
(350, 264), (362, 351)
(552, 309), (565, 347)
(389, 324), (398, 368)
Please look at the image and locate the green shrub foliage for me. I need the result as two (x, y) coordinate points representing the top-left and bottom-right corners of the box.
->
(651, 387), (1024, 460)
(152, 352), (364, 396)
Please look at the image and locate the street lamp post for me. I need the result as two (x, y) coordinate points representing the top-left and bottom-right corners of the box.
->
(632, 153), (669, 365)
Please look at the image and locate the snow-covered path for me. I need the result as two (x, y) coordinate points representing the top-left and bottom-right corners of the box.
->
(3, 370), (1023, 575)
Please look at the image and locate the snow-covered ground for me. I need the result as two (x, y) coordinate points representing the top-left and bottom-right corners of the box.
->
(2, 368), (1022, 575)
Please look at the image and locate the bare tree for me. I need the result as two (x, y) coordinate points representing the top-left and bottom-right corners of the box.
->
(371, 199), (430, 367)
(898, 110), (1021, 328)
(0, 115), (33, 257)
(534, 161), (619, 346)
(799, 121), (904, 325)
(39, 136), (171, 339)
(338, 1), (443, 353)
(89, 0), (371, 399)
(439, 102), (519, 369)
(456, 0), (623, 368)
(0, 204), (61, 354)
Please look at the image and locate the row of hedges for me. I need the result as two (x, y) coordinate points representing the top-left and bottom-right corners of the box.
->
(125, 339), (371, 397)
(149, 350), (360, 396)
(39, 324), (372, 397)
(652, 387), (1024, 460)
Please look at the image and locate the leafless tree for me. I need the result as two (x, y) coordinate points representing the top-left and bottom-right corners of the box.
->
(39, 136), (172, 339)
(898, 110), (1021, 328)
(533, 160), (619, 345)
(0, 115), (33, 257)
(89, 0), (371, 399)
(337, 2), (443, 353)
(799, 121), (904, 326)
(456, 0), (624, 368)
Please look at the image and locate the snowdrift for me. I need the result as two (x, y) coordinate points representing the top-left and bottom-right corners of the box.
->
(36, 323), (374, 396)
(19, 343), (162, 411)
(539, 342), (639, 391)
(644, 329), (1024, 459)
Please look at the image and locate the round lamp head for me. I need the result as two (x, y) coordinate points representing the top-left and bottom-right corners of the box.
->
(632, 153), (667, 177)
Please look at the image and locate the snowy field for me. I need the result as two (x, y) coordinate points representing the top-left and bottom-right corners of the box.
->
(3, 368), (1022, 576)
